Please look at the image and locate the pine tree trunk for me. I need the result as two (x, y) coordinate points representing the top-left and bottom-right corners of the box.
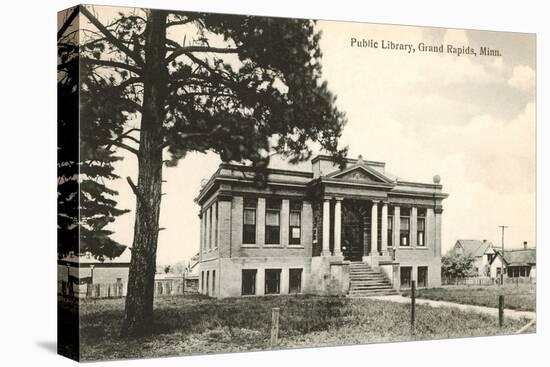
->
(122, 10), (168, 337)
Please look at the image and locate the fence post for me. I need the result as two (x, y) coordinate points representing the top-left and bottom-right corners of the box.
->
(270, 307), (280, 348)
(411, 280), (416, 335)
(498, 295), (504, 328)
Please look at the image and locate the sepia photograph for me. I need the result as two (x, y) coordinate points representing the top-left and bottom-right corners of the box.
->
(57, 3), (536, 362)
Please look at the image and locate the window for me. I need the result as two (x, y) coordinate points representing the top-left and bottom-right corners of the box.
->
(201, 271), (204, 293)
(242, 269), (257, 295)
(212, 270), (216, 296)
(243, 198), (257, 244)
(418, 266), (428, 287)
(400, 266), (412, 288)
(289, 268), (303, 294)
(206, 270), (210, 296)
(289, 200), (302, 245)
(400, 208), (410, 246)
(265, 269), (281, 294)
(265, 199), (281, 245)
(417, 210), (426, 247)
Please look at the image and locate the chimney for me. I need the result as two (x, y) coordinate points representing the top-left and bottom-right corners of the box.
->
(523, 241), (528, 249)
(483, 239), (487, 243)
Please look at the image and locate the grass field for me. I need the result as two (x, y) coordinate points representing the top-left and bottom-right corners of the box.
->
(58, 293), (534, 361)
(402, 284), (536, 312)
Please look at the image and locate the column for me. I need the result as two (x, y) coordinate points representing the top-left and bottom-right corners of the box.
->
(208, 203), (217, 250)
(411, 207), (418, 248)
(322, 198), (331, 256)
(393, 206), (400, 248)
(205, 207), (211, 251)
(381, 202), (388, 254)
(217, 198), (232, 258)
(333, 198), (343, 257)
(371, 200), (379, 254)
(281, 199), (290, 247)
(435, 208), (443, 257)
(427, 208), (435, 250)
(199, 213), (203, 257)
(211, 202), (217, 250)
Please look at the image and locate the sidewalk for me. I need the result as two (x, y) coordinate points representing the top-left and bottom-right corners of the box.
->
(370, 295), (536, 321)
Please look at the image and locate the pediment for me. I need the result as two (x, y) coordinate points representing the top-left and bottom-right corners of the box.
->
(328, 165), (392, 184)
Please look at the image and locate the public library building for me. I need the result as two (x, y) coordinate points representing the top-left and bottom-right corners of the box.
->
(195, 154), (448, 298)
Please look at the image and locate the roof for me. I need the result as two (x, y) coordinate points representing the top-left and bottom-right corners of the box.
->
(494, 248), (536, 266)
(60, 247), (131, 264)
(455, 240), (493, 257)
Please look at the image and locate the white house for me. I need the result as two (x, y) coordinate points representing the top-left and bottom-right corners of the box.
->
(448, 239), (496, 277)
(489, 242), (536, 280)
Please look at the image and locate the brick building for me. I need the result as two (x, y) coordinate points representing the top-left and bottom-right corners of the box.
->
(196, 154), (448, 298)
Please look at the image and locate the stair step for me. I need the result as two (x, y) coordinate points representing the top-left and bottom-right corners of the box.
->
(347, 262), (399, 298)
(349, 289), (398, 295)
(350, 284), (393, 291)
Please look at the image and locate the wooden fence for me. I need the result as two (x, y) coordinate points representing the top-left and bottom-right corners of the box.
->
(58, 278), (193, 299)
(442, 277), (535, 286)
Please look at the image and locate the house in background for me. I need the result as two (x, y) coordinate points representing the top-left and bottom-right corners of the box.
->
(195, 153), (448, 298)
(184, 253), (200, 292)
(57, 248), (131, 297)
(58, 248), (131, 285)
(448, 239), (496, 277)
(489, 242), (536, 280)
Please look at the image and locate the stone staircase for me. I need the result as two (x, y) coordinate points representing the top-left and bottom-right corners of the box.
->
(348, 261), (399, 297)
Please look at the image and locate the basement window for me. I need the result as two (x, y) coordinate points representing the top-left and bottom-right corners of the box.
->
(289, 268), (303, 294)
(241, 269), (257, 296)
(265, 269), (281, 294)
(400, 266), (412, 288)
(418, 266), (428, 288)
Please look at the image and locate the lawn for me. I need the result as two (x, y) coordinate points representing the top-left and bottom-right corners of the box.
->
(402, 284), (536, 312)
(60, 293), (534, 361)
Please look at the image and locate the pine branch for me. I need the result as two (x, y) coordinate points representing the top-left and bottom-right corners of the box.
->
(165, 45), (240, 64)
(108, 140), (139, 155)
(80, 57), (141, 75)
(57, 6), (79, 41)
(80, 6), (144, 68)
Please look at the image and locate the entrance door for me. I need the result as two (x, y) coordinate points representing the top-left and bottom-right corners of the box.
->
(342, 201), (367, 261)
(342, 221), (363, 261)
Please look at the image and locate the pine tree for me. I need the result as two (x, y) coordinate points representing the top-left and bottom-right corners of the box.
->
(58, 7), (129, 260)
(77, 5), (348, 336)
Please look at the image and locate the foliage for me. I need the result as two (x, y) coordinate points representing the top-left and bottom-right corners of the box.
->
(78, 5), (348, 173)
(57, 7), (129, 260)
(441, 253), (476, 279)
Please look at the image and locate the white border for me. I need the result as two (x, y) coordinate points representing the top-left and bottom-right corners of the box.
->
(1, 1), (546, 367)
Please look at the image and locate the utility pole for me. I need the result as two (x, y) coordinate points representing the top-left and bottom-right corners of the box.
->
(498, 225), (509, 286)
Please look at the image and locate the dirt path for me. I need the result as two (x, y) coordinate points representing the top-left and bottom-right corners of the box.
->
(370, 295), (536, 321)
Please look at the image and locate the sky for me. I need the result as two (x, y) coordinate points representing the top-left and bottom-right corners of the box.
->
(100, 10), (536, 265)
